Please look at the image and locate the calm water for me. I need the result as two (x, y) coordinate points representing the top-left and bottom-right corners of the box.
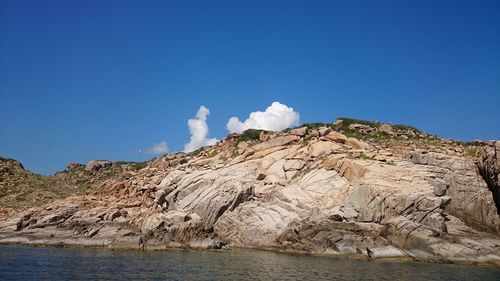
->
(0, 245), (499, 281)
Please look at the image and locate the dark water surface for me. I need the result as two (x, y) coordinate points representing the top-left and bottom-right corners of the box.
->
(0, 245), (499, 281)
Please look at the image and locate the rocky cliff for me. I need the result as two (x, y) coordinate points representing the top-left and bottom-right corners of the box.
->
(1, 118), (499, 264)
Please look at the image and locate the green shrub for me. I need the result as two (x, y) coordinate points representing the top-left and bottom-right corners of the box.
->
(336, 117), (380, 130)
(132, 162), (147, 170)
(392, 124), (419, 131)
(465, 146), (480, 158)
(191, 147), (204, 156)
(301, 122), (331, 129)
(239, 129), (263, 142)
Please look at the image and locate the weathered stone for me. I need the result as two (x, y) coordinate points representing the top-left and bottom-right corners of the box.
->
(308, 141), (340, 158)
(323, 155), (345, 170)
(325, 132), (348, 143)
(256, 173), (266, 181)
(1, 125), (500, 266)
(253, 135), (299, 151)
(66, 162), (84, 171)
(318, 127), (332, 136)
(237, 142), (249, 154)
(345, 138), (370, 150)
(259, 131), (270, 142)
(290, 127), (308, 137)
(85, 160), (112, 172)
(349, 123), (376, 134)
(283, 159), (306, 171)
(432, 181), (448, 197)
(379, 124), (394, 134)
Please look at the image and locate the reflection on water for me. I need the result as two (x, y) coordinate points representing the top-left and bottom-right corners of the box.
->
(0, 245), (499, 281)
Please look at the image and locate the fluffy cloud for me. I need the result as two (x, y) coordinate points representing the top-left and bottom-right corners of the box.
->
(144, 140), (169, 155)
(226, 102), (300, 134)
(184, 106), (218, 153)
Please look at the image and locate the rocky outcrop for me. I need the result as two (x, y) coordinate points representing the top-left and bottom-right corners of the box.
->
(477, 141), (500, 216)
(85, 160), (113, 172)
(66, 162), (84, 171)
(0, 122), (499, 265)
(409, 150), (499, 232)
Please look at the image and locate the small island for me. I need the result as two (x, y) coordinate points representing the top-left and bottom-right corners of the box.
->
(1, 118), (498, 265)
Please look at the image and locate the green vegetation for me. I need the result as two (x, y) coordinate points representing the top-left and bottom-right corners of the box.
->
(132, 161), (148, 170)
(392, 124), (419, 131)
(334, 117), (427, 144)
(300, 122), (331, 129)
(465, 146), (479, 158)
(336, 117), (420, 133)
(191, 147), (204, 156)
(454, 140), (475, 147)
(0, 158), (136, 212)
(368, 131), (392, 140)
(336, 117), (380, 129)
(238, 129), (263, 142)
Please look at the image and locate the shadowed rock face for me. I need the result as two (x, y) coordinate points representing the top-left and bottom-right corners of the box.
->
(1, 121), (499, 265)
(477, 142), (500, 215)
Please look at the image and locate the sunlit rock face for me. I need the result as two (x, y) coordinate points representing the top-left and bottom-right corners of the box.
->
(1, 120), (499, 265)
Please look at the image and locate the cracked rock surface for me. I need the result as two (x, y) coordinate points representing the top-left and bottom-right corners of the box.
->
(1, 121), (499, 265)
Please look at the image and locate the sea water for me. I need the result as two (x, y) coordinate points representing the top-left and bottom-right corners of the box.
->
(0, 245), (498, 280)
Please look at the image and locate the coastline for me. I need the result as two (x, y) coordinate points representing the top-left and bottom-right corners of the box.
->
(1, 235), (499, 267)
(1, 126), (499, 269)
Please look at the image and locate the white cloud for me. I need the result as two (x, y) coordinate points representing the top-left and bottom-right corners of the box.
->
(226, 101), (300, 134)
(184, 105), (218, 153)
(146, 140), (169, 155)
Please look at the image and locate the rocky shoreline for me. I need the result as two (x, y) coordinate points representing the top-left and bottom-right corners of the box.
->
(0, 240), (495, 266)
(1, 119), (499, 265)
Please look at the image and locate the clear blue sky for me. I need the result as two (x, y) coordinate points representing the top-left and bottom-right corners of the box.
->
(1, 0), (499, 175)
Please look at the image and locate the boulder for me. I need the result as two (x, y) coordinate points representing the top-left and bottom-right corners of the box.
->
(253, 135), (299, 151)
(325, 132), (348, 144)
(259, 131), (270, 142)
(348, 123), (376, 134)
(66, 162), (84, 171)
(283, 159), (306, 171)
(308, 141), (341, 158)
(309, 129), (319, 137)
(318, 127), (333, 136)
(85, 160), (112, 172)
(345, 138), (370, 150)
(323, 155), (345, 170)
(237, 142), (249, 154)
(290, 127), (308, 137)
(379, 124), (394, 134)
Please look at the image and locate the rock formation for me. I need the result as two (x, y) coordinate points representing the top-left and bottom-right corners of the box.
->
(0, 118), (499, 265)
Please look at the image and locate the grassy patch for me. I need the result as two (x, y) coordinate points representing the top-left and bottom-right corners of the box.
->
(191, 147), (204, 156)
(392, 124), (419, 131)
(239, 129), (263, 142)
(300, 122), (331, 130)
(207, 150), (218, 158)
(132, 161), (148, 170)
(465, 146), (480, 158)
(337, 117), (380, 129)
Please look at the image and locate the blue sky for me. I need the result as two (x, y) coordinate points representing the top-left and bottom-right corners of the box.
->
(1, 0), (499, 175)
